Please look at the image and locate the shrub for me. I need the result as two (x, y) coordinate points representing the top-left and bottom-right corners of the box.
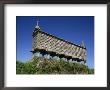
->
(16, 57), (94, 74)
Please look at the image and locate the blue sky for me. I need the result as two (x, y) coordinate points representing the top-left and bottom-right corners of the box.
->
(16, 16), (94, 68)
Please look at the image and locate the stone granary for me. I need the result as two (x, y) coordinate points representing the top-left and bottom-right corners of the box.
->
(31, 21), (87, 64)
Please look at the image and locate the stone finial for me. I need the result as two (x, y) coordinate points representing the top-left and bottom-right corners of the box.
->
(35, 21), (41, 30)
(81, 41), (85, 48)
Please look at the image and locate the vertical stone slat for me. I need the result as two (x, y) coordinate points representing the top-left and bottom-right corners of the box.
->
(32, 31), (87, 62)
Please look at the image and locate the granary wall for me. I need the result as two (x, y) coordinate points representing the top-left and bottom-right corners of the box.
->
(32, 31), (86, 61)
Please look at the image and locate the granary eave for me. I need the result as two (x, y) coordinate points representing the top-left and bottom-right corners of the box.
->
(31, 48), (85, 61)
(31, 48), (67, 57)
(34, 30), (86, 49)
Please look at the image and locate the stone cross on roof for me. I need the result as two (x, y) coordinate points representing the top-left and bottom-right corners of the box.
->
(35, 20), (40, 29)
(37, 21), (39, 26)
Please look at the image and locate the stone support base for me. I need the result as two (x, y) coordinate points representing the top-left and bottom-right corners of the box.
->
(33, 51), (86, 64)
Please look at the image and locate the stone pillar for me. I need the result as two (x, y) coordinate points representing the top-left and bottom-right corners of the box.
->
(35, 51), (40, 57)
(49, 56), (53, 59)
(32, 53), (35, 58)
(50, 54), (54, 60)
(46, 54), (50, 59)
(61, 57), (66, 61)
(72, 58), (76, 62)
(64, 58), (67, 61)
(69, 59), (72, 62)
(74, 61), (77, 63)
(53, 56), (59, 60)
(84, 60), (86, 65)
(80, 61), (83, 64)
(72, 60), (75, 63)
(39, 52), (43, 57)
(41, 51), (45, 58)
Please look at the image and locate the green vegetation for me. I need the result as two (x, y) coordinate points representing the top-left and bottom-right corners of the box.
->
(16, 56), (94, 74)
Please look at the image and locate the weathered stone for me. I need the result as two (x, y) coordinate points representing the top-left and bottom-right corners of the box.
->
(31, 24), (87, 63)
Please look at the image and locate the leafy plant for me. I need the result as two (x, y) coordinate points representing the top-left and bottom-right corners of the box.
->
(16, 56), (94, 74)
